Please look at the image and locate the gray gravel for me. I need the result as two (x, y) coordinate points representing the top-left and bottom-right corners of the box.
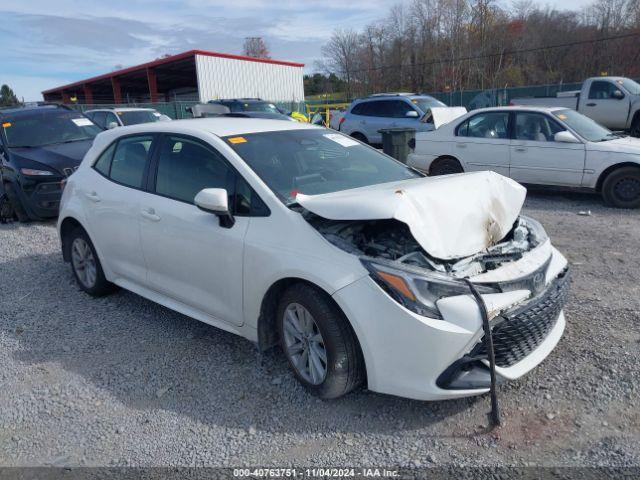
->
(0, 189), (639, 467)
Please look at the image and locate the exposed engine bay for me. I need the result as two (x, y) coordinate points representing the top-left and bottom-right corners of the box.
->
(302, 211), (546, 278)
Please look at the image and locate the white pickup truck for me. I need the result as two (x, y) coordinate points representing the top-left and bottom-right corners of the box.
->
(511, 77), (640, 137)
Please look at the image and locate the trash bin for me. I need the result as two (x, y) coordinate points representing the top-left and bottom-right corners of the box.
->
(378, 128), (416, 164)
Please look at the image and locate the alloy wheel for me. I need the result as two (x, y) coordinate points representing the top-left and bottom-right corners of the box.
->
(71, 237), (97, 288)
(282, 303), (327, 385)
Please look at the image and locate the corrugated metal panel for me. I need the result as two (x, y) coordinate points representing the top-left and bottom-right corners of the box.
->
(195, 54), (304, 103)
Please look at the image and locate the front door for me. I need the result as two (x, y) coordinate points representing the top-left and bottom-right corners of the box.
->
(584, 80), (630, 130)
(509, 112), (585, 186)
(139, 134), (248, 326)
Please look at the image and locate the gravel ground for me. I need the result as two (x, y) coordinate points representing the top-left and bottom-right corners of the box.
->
(0, 189), (639, 468)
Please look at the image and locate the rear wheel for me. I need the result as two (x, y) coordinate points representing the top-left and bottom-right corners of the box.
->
(68, 227), (116, 296)
(430, 157), (463, 176)
(4, 182), (30, 222)
(350, 132), (369, 145)
(277, 284), (364, 399)
(601, 166), (640, 208)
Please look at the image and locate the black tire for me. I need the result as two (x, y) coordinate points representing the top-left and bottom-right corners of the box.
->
(430, 157), (463, 176)
(601, 166), (640, 208)
(630, 116), (640, 138)
(350, 132), (369, 145)
(277, 283), (364, 399)
(67, 227), (117, 296)
(4, 182), (30, 222)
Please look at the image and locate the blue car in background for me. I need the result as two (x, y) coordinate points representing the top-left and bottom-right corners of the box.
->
(337, 93), (446, 145)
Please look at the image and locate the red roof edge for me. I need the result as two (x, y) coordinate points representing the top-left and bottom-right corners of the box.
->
(42, 49), (305, 95)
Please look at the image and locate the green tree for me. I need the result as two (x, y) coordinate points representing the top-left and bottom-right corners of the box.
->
(0, 84), (19, 107)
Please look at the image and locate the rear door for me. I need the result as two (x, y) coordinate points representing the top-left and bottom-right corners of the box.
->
(509, 111), (585, 186)
(582, 80), (630, 130)
(138, 134), (250, 326)
(83, 134), (156, 284)
(452, 111), (511, 176)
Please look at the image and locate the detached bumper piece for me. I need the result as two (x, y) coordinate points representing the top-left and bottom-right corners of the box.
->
(438, 268), (570, 389)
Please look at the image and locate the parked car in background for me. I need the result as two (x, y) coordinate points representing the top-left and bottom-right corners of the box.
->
(190, 102), (295, 121)
(511, 77), (640, 137)
(408, 106), (640, 208)
(208, 98), (299, 122)
(58, 117), (569, 401)
(0, 104), (101, 221)
(338, 93), (447, 145)
(84, 108), (167, 130)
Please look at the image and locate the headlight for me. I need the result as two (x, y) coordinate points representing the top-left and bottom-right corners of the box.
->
(362, 259), (499, 319)
(20, 168), (55, 176)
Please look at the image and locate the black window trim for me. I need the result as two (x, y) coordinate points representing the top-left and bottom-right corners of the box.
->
(90, 133), (159, 192)
(146, 132), (270, 217)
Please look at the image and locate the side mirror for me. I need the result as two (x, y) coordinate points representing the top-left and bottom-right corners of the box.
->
(194, 188), (235, 228)
(554, 130), (580, 144)
(107, 121), (119, 130)
(612, 90), (625, 100)
(405, 110), (420, 118)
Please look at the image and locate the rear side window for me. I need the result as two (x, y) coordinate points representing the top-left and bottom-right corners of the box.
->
(93, 143), (116, 176)
(350, 103), (369, 115)
(457, 112), (509, 139)
(154, 136), (233, 204)
(365, 101), (388, 117)
(109, 136), (153, 188)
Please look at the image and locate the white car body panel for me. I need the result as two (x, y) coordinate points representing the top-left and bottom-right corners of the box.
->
(407, 106), (640, 189)
(297, 171), (526, 260)
(58, 118), (568, 401)
(430, 107), (468, 129)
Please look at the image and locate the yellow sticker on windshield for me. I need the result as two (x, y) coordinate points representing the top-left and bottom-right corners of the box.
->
(1, 122), (11, 128)
(557, 114), (567, 120)
(228, 137), (247, 144)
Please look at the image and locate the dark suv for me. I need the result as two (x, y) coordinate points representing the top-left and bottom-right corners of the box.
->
(0, 104), (101, 222)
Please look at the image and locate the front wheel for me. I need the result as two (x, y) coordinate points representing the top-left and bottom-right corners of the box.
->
(277, 284), (364, 399)
(68, 227), (117, 296)
(602, 167), (640, 208)
(630, 116), (640, 138)
(4, 182), (30, 222)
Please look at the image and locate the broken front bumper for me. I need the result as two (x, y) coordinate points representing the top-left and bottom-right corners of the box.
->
(437, 268), (570, 390)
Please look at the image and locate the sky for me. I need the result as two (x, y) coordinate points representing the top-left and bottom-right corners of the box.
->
(1, 0), (593, 101)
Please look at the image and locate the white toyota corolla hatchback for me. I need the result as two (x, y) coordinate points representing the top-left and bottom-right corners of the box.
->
(58, 118), (570, 401)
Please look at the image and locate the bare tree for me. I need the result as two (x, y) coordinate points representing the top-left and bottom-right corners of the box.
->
(243, 37), (270, 59)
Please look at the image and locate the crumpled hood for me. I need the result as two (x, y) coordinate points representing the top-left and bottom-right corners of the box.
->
(587, 136), (640, 154)
(297, 171), (527, 260)
(9, 139), (93, 174)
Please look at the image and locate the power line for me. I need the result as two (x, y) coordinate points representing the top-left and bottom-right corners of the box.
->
(348, 31), (640, 74)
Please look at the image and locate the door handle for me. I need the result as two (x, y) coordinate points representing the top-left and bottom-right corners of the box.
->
(586, 103), (596, 107)
(85, 191), (101, 203)
(140, 207), (161, 222)
(456, 143), (467, 148)
(514, 147), (527, 152)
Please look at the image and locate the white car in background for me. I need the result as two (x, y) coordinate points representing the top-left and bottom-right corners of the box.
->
(84, 107), (170, 130)
(57, 118), (569, 401)
(407, 106), (640, 208)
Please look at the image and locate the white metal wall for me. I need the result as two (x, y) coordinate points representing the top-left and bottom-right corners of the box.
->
(195, 54), (305, 103)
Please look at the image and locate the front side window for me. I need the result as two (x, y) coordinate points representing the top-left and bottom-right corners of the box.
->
(105, 112), (119, 127)
(588, 81), (620, 100)
(1, 110), (101, 148)
(457, 112), (509, 139)
(155, 136), (233, 204)
(109, 135), (153, 188)
(92, 111), (107, 129)
(389, 100), (417, 118)
(515, 113), (563, 142)
(224, 129), (421, 205)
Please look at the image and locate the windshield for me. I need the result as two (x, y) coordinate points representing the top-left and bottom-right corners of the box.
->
(224, 129), (422, 204)
(1, 110), (100, 148)
(620, 78), (640, 95)
(230, 102), (280, 114)
(118, 110), (160, 126)
(552, 109), (615, 142)
(411, 96), (446, 113)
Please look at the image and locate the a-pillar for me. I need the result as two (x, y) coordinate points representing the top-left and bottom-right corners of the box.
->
(147, 68), (158, 103)
(111, 77), (123, 104)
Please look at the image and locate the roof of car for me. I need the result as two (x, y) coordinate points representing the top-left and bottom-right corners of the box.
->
(467, 105), (568, 114)
(95, 117), (318, 140)
(0, 104), (72, 117)
(85, 107), (157, 113)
